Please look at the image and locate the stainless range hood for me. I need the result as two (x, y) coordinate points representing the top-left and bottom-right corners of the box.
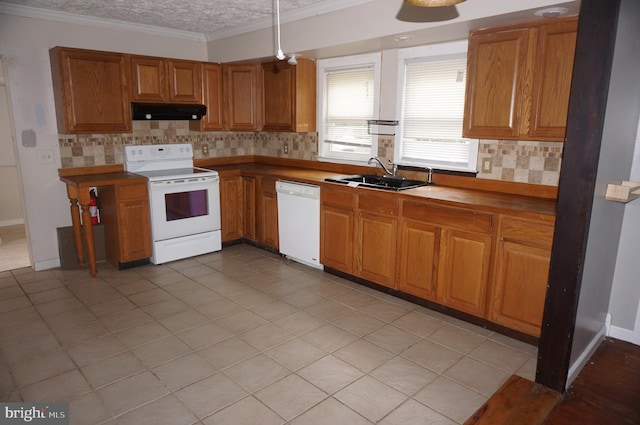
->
(131, 103), (207, 120)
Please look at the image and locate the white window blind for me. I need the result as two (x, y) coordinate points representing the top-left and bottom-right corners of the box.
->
(399, 54), (478, 171)
(324, 66), (375, 157)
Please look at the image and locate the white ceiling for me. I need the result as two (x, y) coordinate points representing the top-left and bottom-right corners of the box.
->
(0, 0), (374, 41)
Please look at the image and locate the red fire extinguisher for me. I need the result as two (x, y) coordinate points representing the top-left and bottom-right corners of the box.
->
(89, 189), (99, 225)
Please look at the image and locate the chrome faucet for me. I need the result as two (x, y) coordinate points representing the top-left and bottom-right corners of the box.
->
(368, 157), (397, 176)
(426, 167), (434, 185)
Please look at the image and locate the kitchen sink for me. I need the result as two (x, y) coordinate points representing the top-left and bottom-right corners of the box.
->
(325, 174), (428, 191)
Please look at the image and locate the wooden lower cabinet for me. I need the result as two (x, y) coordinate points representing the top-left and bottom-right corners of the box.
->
(320, 185), (354, 274)
(243, 177), (256, 240)
(220, 174), (244, 242)
(356, 193), (399, 288)
(397, 201), (492, 315)
(437, 229), (492, 316)
(256, 177), (278, 249)
(318, 184), (554, 337)
(396, 218), (440, 301)
(220, 173), (256, 243)
(490, 216), (554, 336)
(99, 183), (151, 267)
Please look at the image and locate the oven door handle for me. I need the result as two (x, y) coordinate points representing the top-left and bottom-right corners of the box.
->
(149, 176), (219, 189)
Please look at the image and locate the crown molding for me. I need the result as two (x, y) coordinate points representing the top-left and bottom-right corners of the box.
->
(0, 3), (208, 42)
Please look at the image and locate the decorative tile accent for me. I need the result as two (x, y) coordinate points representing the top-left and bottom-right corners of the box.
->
(57, 123), (562, 186)
(58, 122), (319, 166)
(476, 140), (563, 186)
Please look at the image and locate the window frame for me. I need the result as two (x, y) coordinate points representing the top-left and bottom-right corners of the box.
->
(317, 52), (382, 165)
(395, 40), (479, 173)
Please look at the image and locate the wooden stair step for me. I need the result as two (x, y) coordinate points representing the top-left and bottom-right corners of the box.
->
(465, 375), (562, 425)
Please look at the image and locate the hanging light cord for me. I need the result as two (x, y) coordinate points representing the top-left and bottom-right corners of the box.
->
(275, 0), (285, 60)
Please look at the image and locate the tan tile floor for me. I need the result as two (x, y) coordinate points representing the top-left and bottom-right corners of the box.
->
(0, 244), (538, 424)
(0, 224), (30, 272)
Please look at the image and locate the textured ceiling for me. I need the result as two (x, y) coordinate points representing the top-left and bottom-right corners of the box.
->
(0, 0), (364, 39)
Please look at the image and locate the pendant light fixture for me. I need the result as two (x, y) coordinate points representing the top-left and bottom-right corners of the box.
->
(405, 0), (465, 6)
(275, 0), (285, 60)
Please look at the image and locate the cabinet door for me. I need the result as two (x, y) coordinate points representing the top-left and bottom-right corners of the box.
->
(257, 177), (278, 249)
(102, 183), (151, 265)
(437, 229), (491, 316)
(167, 60), (202, 104)
(49, 47), (132, 134)
(197, 63), (224, 131)
(225, 63), (262, 131)
(397, 218), (440, 301)
(131, 56), (167, 102)
(463, 28), (529, 139)
(220, 175), (244, 242)
(243, 176), (256, 241)
(262, 61), (294, 131)
(491, 241), (550, 336)
(320, 205), (353, 273)
(357, 212), (397, 288)
(528, 19), (578, 140)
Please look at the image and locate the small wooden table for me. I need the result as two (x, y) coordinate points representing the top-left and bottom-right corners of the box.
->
(59, 168), (148, 276)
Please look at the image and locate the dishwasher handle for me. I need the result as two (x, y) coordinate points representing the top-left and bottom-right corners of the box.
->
(275, 181), (320, 200)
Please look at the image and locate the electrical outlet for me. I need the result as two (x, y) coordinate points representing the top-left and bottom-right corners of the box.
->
(37, 149), (54, 164)
(202, 145), (209, 156)
(482, 158), (493, 173)
(283, 144), (289, 154)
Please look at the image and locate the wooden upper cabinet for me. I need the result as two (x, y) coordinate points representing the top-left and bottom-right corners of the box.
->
(463, 16), (578, 141)
(224, 62), (262, 131)
(131, 56), (202, 104)
(528, 19), (578, 140)
(131, 56), (167, 102)
(49, 47), (132, 134)
(191, 63), (224, 131)
(262, 58), (316, 132)
(463, 27), (529, 139)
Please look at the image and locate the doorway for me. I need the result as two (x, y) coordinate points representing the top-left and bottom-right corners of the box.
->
(0, 56), (30, 272)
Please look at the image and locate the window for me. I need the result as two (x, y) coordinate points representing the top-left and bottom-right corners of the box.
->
(396, 42), (478, 172)
(318, 53), (381, 163)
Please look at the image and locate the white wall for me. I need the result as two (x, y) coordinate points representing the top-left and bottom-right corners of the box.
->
(206, 0), (579, 62)
(608, 117), (640, 344)
(568, 0), (640, 386)
(0, 13), (207, 270)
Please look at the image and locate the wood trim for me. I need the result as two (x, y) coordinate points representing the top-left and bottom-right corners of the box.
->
(536, 0), (621, 393)
(195, 156), (558, 199)
(58, 164), (124, 177)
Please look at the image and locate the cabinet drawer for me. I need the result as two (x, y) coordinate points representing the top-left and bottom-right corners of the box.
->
(402, 202), (491, 234)
(499, 216), (554, 249)
(359, 193), (399, 216)
(321, 185), (354, 209)
(118, 183), (148, 200)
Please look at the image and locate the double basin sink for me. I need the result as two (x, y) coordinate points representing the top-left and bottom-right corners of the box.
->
(325, 174), (428, 191)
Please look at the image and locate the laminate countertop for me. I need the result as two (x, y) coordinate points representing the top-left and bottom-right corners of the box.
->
(206, 163), (557, 221)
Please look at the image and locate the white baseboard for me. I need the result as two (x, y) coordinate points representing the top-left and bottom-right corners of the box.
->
(609, 325), (640, 345)
(566, 324), (607, 388)
(0, 218), (24, 227)
(34, 258), (61, 271)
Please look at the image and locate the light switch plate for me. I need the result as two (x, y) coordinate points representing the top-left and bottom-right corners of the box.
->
(38, 149), (54, 164)
(482, 158), (493, 173)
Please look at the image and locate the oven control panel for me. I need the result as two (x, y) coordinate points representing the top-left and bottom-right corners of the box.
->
(125, 144), (193, 162)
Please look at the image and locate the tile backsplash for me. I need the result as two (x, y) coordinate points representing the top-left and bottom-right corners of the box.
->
(476, 140), (563, 186)
(59, 121), (562, 186)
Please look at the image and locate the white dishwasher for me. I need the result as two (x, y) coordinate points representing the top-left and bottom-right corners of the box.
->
(276, 180), (322, 269)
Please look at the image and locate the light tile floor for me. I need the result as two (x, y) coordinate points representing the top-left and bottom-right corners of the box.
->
(0, 244), (537, 424)
(0, 224), (30, 272)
